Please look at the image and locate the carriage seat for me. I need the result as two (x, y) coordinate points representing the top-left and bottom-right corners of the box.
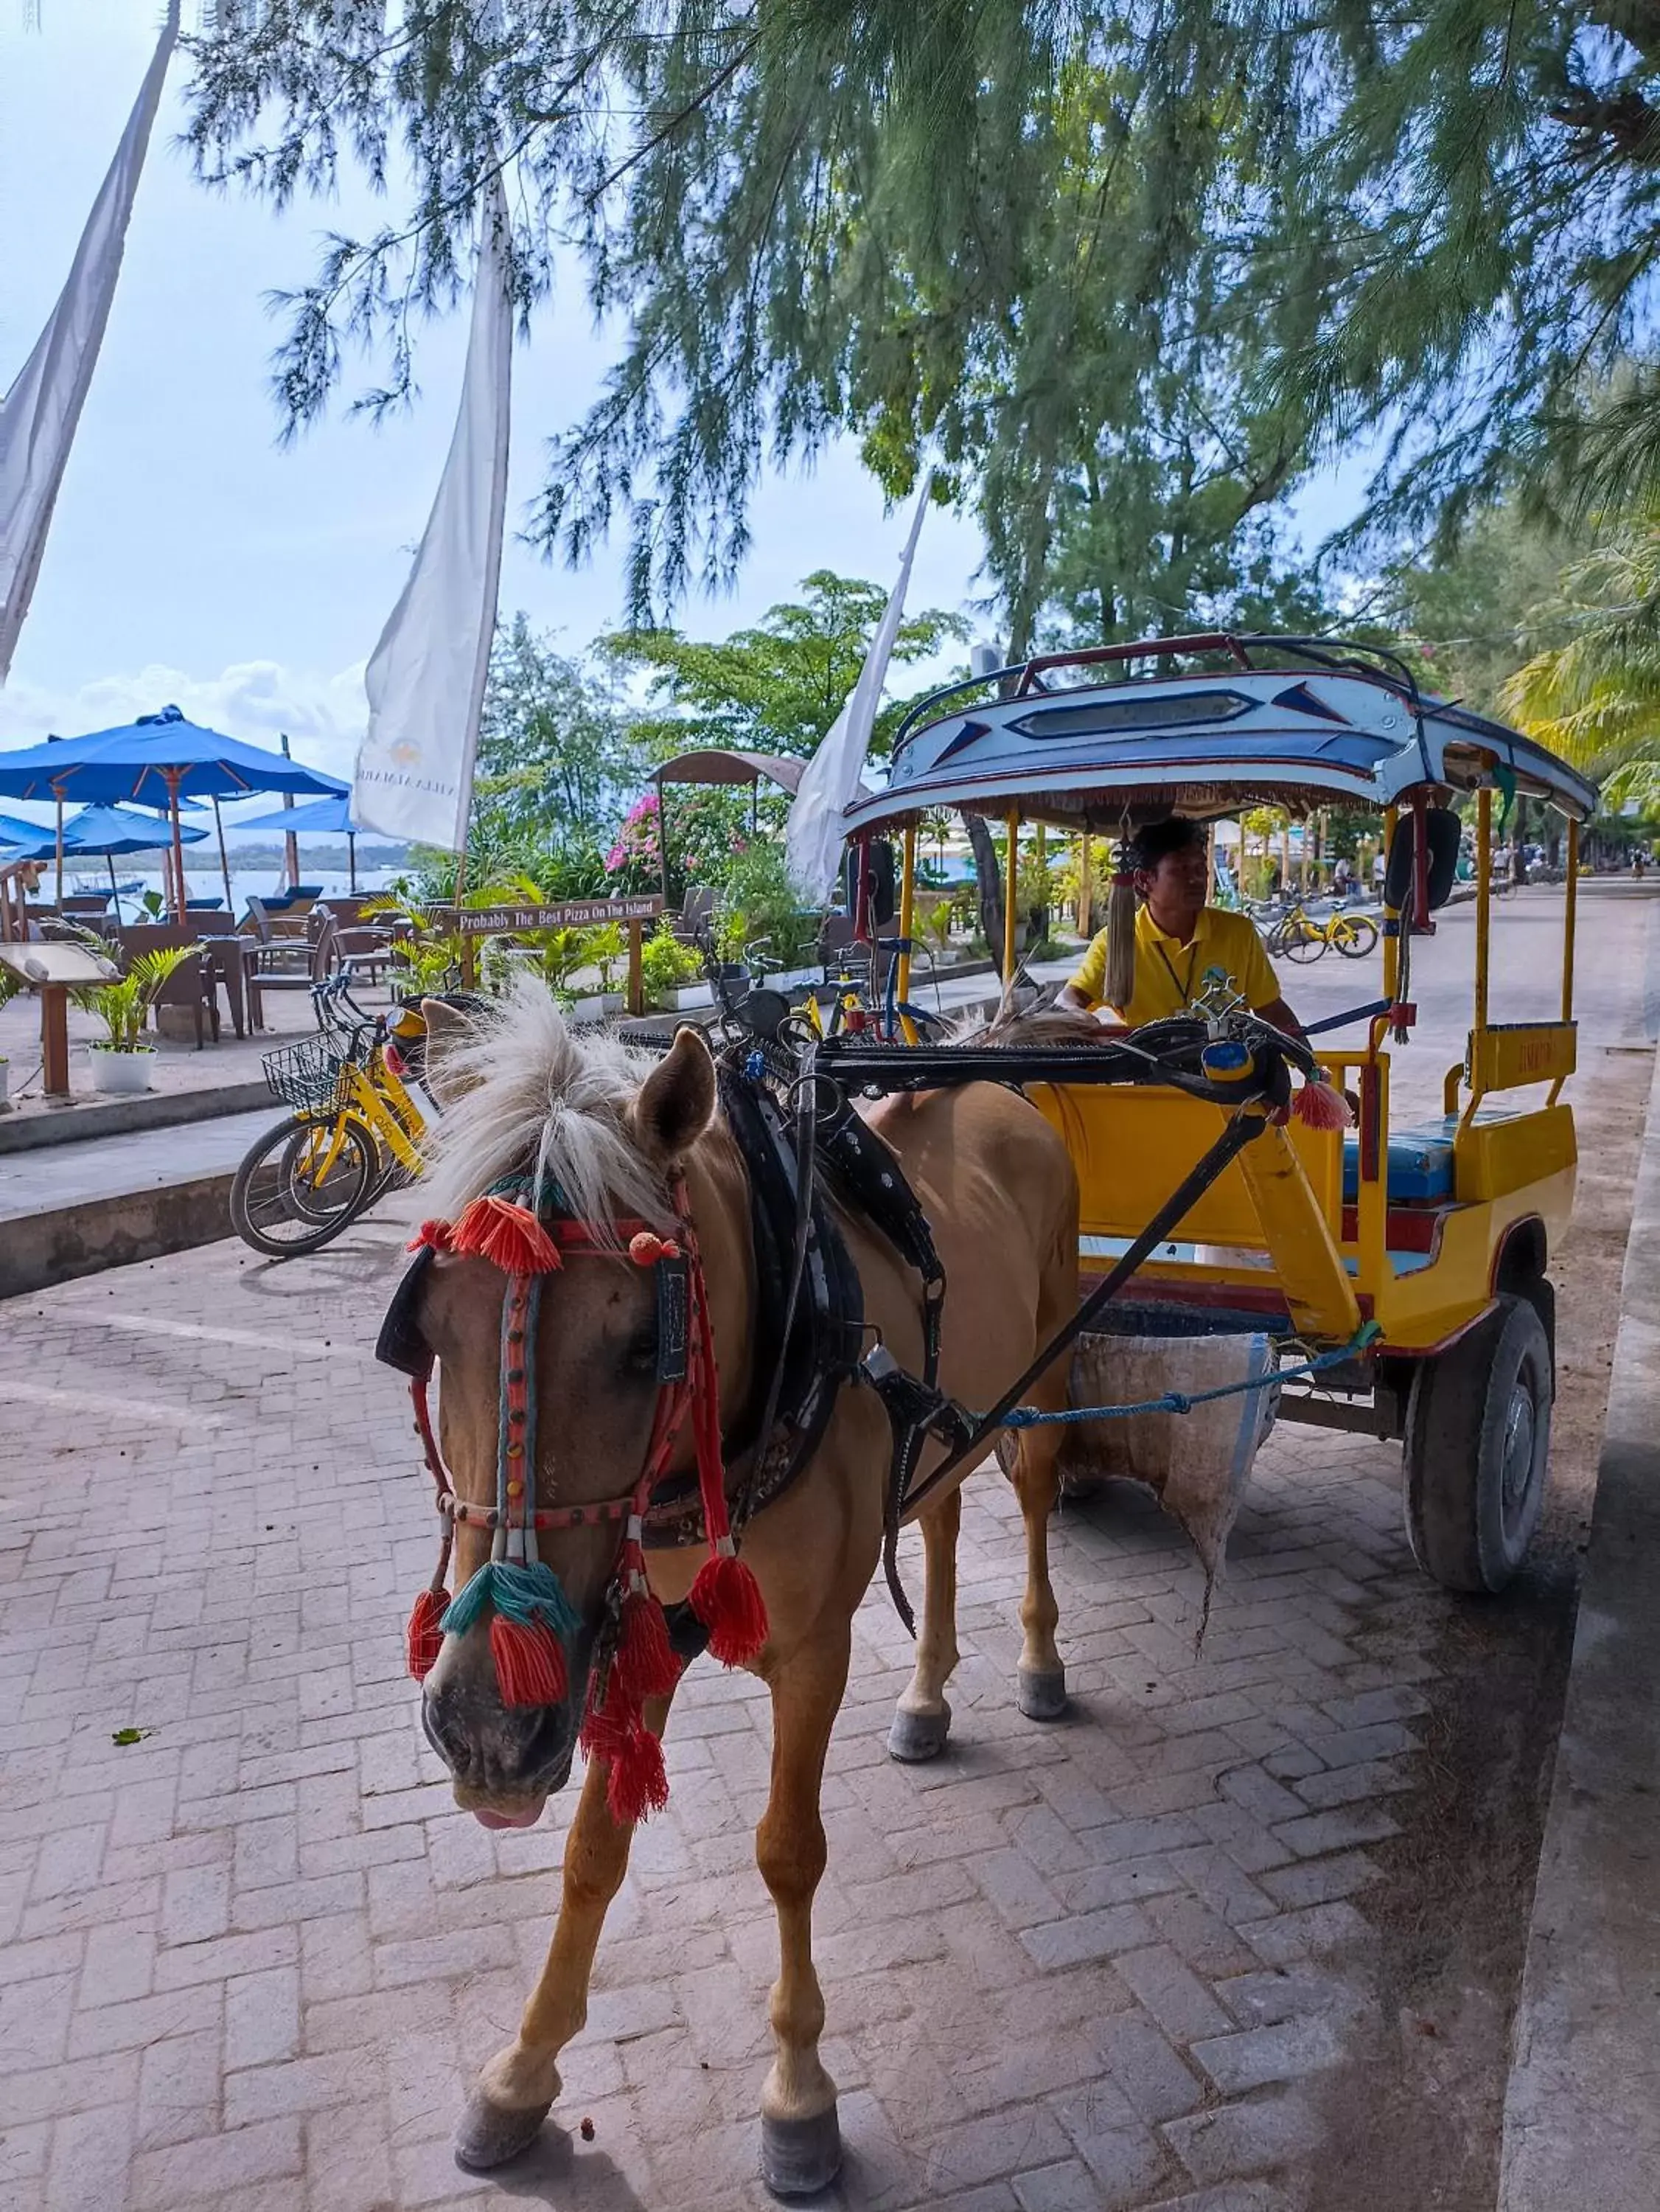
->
(1340, 1105), (1536, 1204)
(1341, 1121), (1457, 1204)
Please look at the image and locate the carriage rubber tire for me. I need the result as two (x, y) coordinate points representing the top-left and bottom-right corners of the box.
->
(1334, 914), (1380, 957)
(229, 1116), (377, 1259)
(1403, 1293), (1552, 1593)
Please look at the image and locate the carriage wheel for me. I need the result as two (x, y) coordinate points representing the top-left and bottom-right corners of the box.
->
(1403, 1294), (1552, 1593)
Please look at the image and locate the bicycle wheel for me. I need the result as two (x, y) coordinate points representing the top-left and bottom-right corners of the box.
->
(229, 1116), (377, 1259)
(1280, 919), (1328, 963)
(1332, 914), (1379, 958)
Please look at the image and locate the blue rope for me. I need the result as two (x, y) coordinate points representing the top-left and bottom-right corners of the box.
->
(1000, 1321), (1381, 1427)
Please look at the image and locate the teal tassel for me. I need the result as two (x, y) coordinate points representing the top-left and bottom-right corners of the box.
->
(442, 1559), (580, 1642)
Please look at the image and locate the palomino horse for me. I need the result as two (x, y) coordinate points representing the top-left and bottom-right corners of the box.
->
(399, 984), (1078, 2190)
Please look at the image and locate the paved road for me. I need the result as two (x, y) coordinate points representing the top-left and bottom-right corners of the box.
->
(0, 880), (1653, 2212)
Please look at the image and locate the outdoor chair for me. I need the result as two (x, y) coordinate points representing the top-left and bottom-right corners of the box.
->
(184, 897), (226, 913)
(672, 886), (716, 944)
(116, 925), (220, 1050)
(817, 911), (859, 984)
(244, 918), (340, 1030)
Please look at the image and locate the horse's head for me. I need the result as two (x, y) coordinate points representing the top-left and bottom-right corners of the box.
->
(389, 987), (753, 1827)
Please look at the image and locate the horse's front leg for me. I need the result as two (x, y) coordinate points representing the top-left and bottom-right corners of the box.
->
(454, 1691), (671, 2170)
(756, 1630), (850, 2198)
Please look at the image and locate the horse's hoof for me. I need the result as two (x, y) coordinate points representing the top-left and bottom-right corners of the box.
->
(761, 2105), (843, 2198)
(887, 1700), (950, 1763)
(453, 2091), (552, 2171)
(1016, 1665), (1067, 1721)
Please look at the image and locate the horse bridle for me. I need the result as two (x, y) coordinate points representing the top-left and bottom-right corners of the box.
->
(379, 1169), (768, 1823)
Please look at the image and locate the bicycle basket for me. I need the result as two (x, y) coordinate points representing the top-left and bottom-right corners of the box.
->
(260, 1033), (355, 1114)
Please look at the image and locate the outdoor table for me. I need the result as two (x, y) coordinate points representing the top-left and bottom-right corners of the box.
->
(0, 940), (120, 1103)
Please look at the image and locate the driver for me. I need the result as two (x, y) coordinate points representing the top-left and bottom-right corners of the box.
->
(1059, 815), (1302, 1035)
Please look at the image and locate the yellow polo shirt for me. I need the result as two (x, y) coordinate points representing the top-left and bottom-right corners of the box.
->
(1069, 905), (1280, 1026)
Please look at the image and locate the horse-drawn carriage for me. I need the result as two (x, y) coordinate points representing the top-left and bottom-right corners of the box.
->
(829, 630), (1593, 1596)
(382, 630), (1592, 2191)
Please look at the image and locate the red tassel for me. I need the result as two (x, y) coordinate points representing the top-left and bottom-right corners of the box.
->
(688, 1546), (770, 1667)
(1292, 1079), (1354, 1131)
(406, 1588), (447, 1681)
(490, 1614), (568, 1708)
(450, 1195), (563, 1275)
(614, 1585), (680, 1702)
(408, 1219), (453, 1254)
(579, 1680), (639, 1766)
(605, 1725), (669, 1826)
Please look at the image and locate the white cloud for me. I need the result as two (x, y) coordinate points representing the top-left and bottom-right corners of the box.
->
(0, 658), (367, 789)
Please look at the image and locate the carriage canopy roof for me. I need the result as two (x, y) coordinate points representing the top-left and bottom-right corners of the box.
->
(842, 633), (1597, 835)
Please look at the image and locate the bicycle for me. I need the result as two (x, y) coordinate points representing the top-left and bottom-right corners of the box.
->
(1266, 902), (1380, 963)
(229, 976), (432, 1258)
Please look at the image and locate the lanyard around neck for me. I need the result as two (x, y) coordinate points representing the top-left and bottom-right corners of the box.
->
(1153, 935), (1200, 1007)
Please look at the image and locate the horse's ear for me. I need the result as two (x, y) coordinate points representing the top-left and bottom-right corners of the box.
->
(632, 1026), (717, 1164)
(419, 998), (479, 1105)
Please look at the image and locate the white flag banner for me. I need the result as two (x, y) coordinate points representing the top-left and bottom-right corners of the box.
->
(0, 1), (179, 686)
(784, 469), (934, 903)
(355, 171), (512, 849)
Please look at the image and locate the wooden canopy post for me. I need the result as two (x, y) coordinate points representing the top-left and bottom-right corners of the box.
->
(1077, 832), (1092, 934)
(211, 795), (235, 917)
(896, 824), (916, 1006)
(627, 917), (644, 1015)
(1002, 808), (1020, 977)
(1563, 818), (1579, 1021)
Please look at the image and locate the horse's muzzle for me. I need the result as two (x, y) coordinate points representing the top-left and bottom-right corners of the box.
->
(420, 1631), (582, 1806)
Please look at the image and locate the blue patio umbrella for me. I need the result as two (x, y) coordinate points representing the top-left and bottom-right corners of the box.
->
(0, 708), (346, 918)
(226, 791), (365, 892)
(1, 802), (209, 916)
(0, 808), (47, 850)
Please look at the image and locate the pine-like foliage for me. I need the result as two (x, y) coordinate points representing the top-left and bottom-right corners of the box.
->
(182, 3), (1660, 622)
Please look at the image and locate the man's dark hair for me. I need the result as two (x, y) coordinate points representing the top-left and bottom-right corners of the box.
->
(1127, 815), (1205, 872)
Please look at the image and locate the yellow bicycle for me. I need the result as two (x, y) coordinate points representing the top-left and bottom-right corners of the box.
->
(229, 981), (431, 1257)
(1269, 902), (1381, 963)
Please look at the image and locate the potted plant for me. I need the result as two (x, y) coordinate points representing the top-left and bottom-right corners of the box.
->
(640, 922), (707, 1010)
(72, 946), (194, 1095)
(569, 922), (627, 1023)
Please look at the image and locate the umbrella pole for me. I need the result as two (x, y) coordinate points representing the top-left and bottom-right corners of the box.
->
(348, 831), (358, 897)
(212, 796), (235, 919)
(55, 790), (65, 915)
(108, 853), (121, 925)
(167, 772), (186, 924)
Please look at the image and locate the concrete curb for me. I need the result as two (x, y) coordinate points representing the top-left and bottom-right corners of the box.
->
(0, 1077), (271, 1155)
(0, 1171), (238, 1302)
(1498, 1040), (1660, 2211)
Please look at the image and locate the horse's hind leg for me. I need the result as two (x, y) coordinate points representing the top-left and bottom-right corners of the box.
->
(454, 1697), (668, 2170)
(1010, 1418), (1069, 1720)
(888, 1484), (961, 1761)
(757, 1630), (850, 2197)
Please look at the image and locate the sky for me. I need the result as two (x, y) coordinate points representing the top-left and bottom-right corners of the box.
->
(0, 1), (1373, 832)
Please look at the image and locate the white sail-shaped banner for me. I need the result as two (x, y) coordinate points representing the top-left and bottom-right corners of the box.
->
(355, 172), (512, 849)
(784, 470), (934, 903)
(0, 1), (180, 685)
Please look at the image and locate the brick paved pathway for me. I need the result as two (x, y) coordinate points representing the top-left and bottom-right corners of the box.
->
(1, 1217), (1455, 2212)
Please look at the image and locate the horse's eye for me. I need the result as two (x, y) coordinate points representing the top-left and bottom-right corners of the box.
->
(621, 1329), (658, 1377)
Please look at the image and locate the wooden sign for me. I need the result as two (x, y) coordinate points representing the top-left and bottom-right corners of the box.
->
(438, 895), (663, 936)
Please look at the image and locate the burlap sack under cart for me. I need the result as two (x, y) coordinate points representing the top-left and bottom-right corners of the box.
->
(1024, 1331), (1278, 1592)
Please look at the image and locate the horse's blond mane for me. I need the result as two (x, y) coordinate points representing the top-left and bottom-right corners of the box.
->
(420, 978), (671, 1238)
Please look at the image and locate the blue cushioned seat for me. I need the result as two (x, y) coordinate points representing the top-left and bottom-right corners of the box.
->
(1341, 1121), (1457, 1204)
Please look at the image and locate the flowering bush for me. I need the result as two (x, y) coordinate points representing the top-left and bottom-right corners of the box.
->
(604, 793), (663, 891)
